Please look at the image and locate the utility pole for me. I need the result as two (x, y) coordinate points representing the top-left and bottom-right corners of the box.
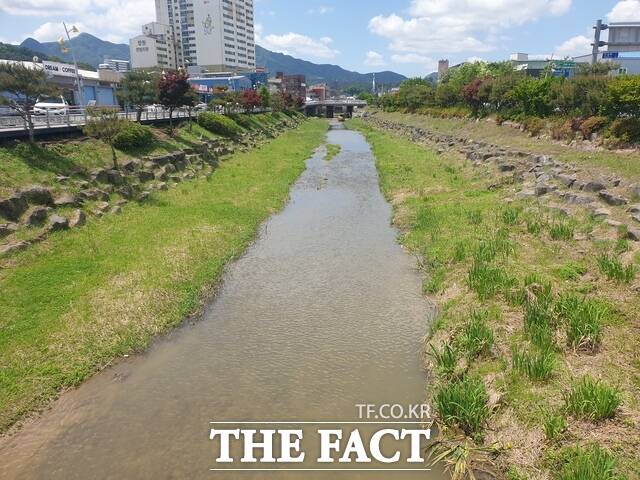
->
(591, 19), (608, 65)
(63, 22), (84, 107)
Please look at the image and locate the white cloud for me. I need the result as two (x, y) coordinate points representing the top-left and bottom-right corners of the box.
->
(3, 0), (155, 43)
(260, 32), (339, 59)
(28, 22), (85, 42)
(364, 51), (385, 66)
(390, 53), (437, 71)
(607, 0), (640, 22)
(0, 0), (92, 16)
(369, 0), (573, 56)
(308, 6), (334, 15)
(554, 34), (591, 58)
(466, 56), (485, 63)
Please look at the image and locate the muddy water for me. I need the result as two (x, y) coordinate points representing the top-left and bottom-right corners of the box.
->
(0, 122), (442, 479)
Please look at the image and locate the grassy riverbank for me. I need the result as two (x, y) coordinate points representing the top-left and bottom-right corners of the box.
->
(0, 118), (327, 433)
(348, 118), (640, 479)
(375, 111), (640, 182)
(0, 113), (294, 196)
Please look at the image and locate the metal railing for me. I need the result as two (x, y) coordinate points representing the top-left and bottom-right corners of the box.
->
(0, 106), (198, 134)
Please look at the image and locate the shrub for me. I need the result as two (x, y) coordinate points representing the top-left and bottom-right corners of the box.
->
(512, 343), (555, 381)
(555, 444), (624, 480)
(524, 301), (556, 348)
(597, 254), (636, 283)
(112, 121), (153, 149)
(580, 116), (608, 140)
(434, 375), (490, 438)
(543, 411), (567, 441)
(607, 74), (640, 118)
(430, 341), (458, 378)
(457, 310), (494, 359)
(607, 118), (640, 143)
(197, 112), (242, 136)
(555, 262), (588, 281)
(564, 376), (621, 421)
(551, 120), (575, 141)
(523, 117), (546, 137)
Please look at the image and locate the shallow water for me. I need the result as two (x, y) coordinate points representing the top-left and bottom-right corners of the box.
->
(0, 122), (443, 479)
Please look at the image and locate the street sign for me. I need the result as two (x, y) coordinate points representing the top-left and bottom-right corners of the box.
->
(603, 51), (619, 59)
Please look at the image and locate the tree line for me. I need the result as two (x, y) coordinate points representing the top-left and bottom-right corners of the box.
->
(377, 61), (640, 145)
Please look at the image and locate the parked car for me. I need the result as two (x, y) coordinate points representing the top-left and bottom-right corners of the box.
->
(195, 102), (208, 112)
(33, 96), (69, 115)
(145, 104), (165, 113)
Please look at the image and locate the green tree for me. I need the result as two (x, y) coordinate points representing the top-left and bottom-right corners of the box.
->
(270, 92), (286, 113)
(511, 77), (557, 117)
(183, 88), (200, 132)
(0, 63), (59, 142)
(117, 71), (158, 122)
(259, 85), (270, 108)
(83, 107), (126, 169)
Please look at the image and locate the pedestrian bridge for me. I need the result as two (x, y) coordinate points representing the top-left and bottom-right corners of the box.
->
(304, 99), (367, 118)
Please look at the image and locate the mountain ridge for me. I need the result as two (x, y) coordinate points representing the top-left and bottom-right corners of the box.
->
(14, 33), (406, 87)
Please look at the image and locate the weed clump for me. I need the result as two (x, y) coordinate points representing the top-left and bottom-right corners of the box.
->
(597, 254), (636, 283)
(434, 375), (490, 439)
(554, 444), (625, 480)
(564, 376), (621, 421)
(512, 345), (555, 381)
(457, 310), (494, 359)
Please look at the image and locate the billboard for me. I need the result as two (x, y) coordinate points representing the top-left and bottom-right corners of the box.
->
(608, 23), (640, 53)
(42, 60), (77, 78)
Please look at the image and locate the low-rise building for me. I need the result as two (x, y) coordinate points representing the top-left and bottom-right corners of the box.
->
(129, 22), (177, 71)
(99, 58), (130, 73)
(0, 59), (121, 106)
(573, 52), (640, 75)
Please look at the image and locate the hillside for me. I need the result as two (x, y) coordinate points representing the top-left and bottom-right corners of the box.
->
(12, 33), (406, 87)
(20, 33), (129, 69)
(0, 42), (95, 71)
(255, 45), (406, 88)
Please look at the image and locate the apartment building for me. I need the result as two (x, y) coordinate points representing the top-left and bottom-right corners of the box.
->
(145, 0), (255, 72)
(129, 22), (178, 70)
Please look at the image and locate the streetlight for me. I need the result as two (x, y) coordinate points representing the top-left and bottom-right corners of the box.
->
(59, 22), (84, 108)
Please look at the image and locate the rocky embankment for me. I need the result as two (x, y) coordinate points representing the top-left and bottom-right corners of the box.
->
(0, 116), (304, 256)
(363, 114), (640, 242)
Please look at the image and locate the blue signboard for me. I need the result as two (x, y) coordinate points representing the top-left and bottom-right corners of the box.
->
(603, 51), (619, 59)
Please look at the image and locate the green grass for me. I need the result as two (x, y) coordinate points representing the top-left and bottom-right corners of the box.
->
(0, 118), (327, 432)
(512, 345), (555, 381)
(597, 254), (637, 283)
(430, 341), (459, 378)
(554, 445), (626, 480)
(434, 375), (490, 440)
(555, 262), (588, 281)
(543, 411), (567, 441)
(549, 221), (575, 241)
(556, 295), (605, 351)
(0, 112), (294, 196)
(376, 110), (640, 182)
(564, 376), (622, 422)
(325, 143), (341, 161)
(457, 310), (494, 359)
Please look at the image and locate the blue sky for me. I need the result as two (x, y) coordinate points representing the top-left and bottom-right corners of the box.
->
(1, 0), (639, 76)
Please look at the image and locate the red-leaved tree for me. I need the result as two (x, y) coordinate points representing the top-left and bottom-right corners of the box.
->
(158, 69), (191, 132)
(240, 89), (262, 113)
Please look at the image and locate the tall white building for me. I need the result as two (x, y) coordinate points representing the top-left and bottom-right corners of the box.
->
(132, 0), (255, 72)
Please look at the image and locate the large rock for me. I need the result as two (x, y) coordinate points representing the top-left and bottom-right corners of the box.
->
(137, 170), (155, 182)
(93, 168), (124, 185)
(599, 191), (628, 206)
(556, 174), (576, 188)
(565, 193), (594, 205)
(54, 193), (81, 207)
(0, 222), (18, 238)
(627, 228), (640, 242)
(20, 185), (54, 205)
(47, 214), (69, 232)
(117, 185), (135, 200)
(69, 209), (86, 228)
(0, 195), (28, 221)
(95, 202), (110, 213)
(0, 241), (29, 256)
(629, 205), (640, 214)
(535, 183), (553, 196)
(79, 189), (109, 201)
(583, 179), (607, 192)
(22, 206), (49, 226)
(120, 159), (140, 171)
